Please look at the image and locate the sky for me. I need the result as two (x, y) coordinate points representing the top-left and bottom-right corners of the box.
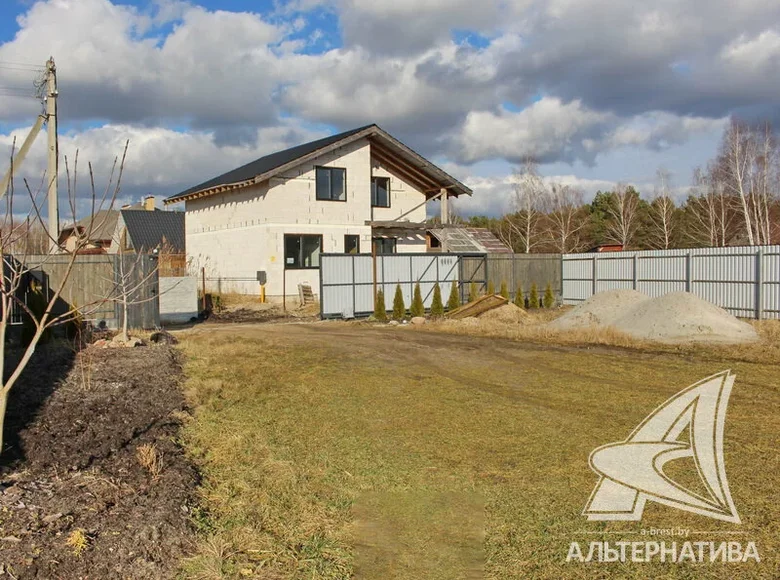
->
(0, 0), (778, 219)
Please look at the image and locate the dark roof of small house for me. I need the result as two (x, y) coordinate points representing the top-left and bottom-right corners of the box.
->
(428, 226), (512, 253)
(164, 124), (472, 205)
(121, 209), (185, 253)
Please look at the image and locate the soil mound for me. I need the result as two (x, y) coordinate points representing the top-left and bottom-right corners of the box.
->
(612, 291), (759, 343)
(477, 303), (530, 324)
(548, 289), (649, 330)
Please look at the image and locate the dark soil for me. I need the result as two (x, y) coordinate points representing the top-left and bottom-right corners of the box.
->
(0, 344), (198, 579)
(206, 304), (319, 325)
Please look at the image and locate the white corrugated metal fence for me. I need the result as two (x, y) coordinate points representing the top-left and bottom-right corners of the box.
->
(562, 245), (780, 319)
(320, 253), (460, 318)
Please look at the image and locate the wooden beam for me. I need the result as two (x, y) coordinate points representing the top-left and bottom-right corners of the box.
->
(371, 150), (437, 193)
(370, 142), (441, 190)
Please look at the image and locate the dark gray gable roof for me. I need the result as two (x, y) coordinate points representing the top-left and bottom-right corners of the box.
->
(164, 123), (472, 205)
(122, 210), (185, 253)
(167, 124), (374, 202)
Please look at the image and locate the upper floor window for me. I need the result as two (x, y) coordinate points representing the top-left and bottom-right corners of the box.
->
(371, 176), (390, 208)
(316, 166), (346, 201)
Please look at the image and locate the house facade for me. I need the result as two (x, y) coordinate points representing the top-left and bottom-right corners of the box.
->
(164, 125), (472, 298)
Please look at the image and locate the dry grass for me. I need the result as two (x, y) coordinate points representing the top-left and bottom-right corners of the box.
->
(420, 309), (780, 366)
(65, 528), (90, 557)
(136, 443), (164, 480)
(178, 323), (780, 579)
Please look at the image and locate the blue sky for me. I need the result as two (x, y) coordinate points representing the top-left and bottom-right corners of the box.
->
(0, 0), (777, 216)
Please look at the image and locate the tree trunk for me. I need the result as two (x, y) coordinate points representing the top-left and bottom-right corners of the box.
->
(0, 389), (8, 455)
(122, 298), (129, 342)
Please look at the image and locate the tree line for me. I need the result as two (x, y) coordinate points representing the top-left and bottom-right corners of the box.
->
(463, 119), (780, 253)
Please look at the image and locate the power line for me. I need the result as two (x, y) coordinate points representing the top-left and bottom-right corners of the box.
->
(0, 60), (46, 71)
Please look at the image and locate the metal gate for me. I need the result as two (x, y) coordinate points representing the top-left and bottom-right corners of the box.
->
(320, 253), (462, 318)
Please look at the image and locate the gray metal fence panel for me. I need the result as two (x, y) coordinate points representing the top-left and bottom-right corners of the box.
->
(159, 276), (198, 325)
(321, 253), (459, 318)
(562, 245), (780, 319)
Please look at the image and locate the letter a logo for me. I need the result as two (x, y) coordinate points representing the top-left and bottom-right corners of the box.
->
(584, 371), (740, 523)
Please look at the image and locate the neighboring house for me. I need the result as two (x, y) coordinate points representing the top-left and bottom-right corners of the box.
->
(59, 197), (164, 254)
(58, 209), (120, 253)
(164, 124), (472, 298)
(109, 206), (185, 254)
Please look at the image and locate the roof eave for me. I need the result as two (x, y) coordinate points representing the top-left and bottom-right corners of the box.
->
(163, 124), (474, 205)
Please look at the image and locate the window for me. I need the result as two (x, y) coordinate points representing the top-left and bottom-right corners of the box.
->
(372, 237), (396, 255)
(284, 234), (322, 269)
(371, 176), (390, 207)
(345, 235), (360, 254)
(316, 166), (346, 201)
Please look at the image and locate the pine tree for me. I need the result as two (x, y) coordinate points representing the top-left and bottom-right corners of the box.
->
(513, 281), (524, 308)
(487, 280), (495, 296)
(374, 289), (387, 321)
(392, 284), (406, 320)
(499, 280), (509, 299)
(410, 282), (425, 318)
(430, 283), (444, 317)
(447, 280), (460, 311)
(529, 282), (539, 309)
(543, 282), (555, 309)
(468, 281), (479, 302)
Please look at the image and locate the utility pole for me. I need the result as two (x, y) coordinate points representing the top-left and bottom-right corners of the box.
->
(45, 57), (59, 252)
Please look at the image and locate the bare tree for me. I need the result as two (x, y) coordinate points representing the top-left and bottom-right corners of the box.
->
(0, 141), (129, 453)
(506, 158), (545, 253)
(605, 183), (640, 248)
(101, 237), (161, 342)
(649, 168), (677, 249)
(713, 118), (780, 245)
(750, 122), (778, 244)
(544, 182), (586, 253)
(716, 119), (755, 244)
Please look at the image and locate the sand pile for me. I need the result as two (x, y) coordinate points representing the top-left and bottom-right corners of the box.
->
(612, 292), (759, 343)
(548, 289), (649, 330)
(477, 303), (530, 324)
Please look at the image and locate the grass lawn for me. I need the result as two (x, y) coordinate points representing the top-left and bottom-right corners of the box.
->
(178, 323), (780, 579)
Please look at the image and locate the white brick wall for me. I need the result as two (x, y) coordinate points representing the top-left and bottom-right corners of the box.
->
(185, 138), (429, 297)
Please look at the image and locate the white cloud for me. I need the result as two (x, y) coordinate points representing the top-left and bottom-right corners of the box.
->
(722, 29), (780, 70)
(0, 120), (322, 209)
(450, 98), (614, 164)
(0, 0), (777, 220)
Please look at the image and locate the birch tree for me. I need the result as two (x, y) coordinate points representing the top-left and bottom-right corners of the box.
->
(507, 158), (545, 253)
(605, 183), (640, 248)
(648, 168), (677, 249)
(545, 182), (586, 253)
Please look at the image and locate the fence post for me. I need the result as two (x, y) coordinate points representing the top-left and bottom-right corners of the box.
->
(632, 254), (638, 290)
(484, 254), (490, 294)
(685, 251), (692, 292)
(592, 254), (598, 296)
(756, 247), (764, 320)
